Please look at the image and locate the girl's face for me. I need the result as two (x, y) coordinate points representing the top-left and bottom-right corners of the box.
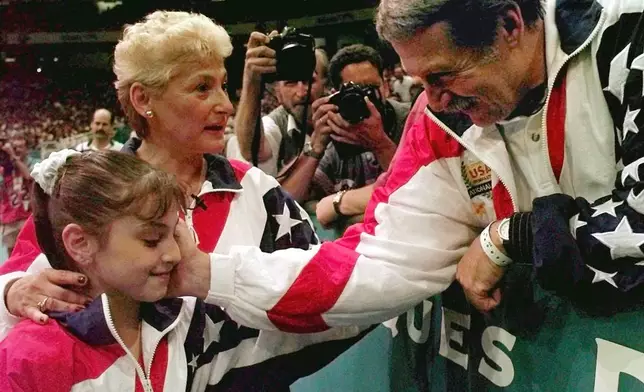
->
(89, 206), (182, 303)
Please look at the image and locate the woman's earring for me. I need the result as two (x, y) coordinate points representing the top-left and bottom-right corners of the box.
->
(145, 110), (154, 118)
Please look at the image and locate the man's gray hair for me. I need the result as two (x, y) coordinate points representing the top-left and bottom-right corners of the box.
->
(376, 0), (544, 48)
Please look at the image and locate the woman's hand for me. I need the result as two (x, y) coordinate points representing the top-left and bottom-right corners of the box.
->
(167, 219), (211, 299)
(5, 269), (92, 324)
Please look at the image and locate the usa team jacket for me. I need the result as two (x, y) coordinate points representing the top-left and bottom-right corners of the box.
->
(2, 0), (644, 339)
(0, 140), (368, 391)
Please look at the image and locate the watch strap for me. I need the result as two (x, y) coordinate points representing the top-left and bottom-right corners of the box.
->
(480, 223), (513, 267)
(303, 142), (324, 160)
(333, 190), (348, 216)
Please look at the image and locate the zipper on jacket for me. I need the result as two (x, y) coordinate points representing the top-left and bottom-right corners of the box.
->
(540, 10), (607, 185)
(102, 295), (154, 392)
(425, 111), (518, 215)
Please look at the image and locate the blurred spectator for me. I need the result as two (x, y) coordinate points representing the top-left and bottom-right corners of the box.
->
(0, 133), (39, 255)
(74, 108), (123, 152)
(391, 64), (419, 102)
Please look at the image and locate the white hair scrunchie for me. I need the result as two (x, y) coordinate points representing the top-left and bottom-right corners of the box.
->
(31, 149), (81, 196)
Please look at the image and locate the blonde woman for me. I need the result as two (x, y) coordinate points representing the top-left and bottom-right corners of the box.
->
(0, 11), (366, 391)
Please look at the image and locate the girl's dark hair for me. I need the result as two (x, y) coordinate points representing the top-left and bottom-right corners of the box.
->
(32, 150), (185, 270)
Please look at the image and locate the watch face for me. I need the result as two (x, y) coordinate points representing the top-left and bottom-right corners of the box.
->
(499, 219), (511, 240)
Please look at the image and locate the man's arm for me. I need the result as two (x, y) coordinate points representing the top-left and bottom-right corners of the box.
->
(337, 184), (375, 216)
(2, 144), (31, 180)
(194, 117), (479, 332)
(278, 155), (321, 202)
(315, 184), (375, 228)
(279, 96), (335, 202)
(234, 32), (276, 163)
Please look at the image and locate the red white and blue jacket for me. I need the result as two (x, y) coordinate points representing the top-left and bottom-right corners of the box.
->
(0, 292), (366, 392)
(0, 139), (368, 391)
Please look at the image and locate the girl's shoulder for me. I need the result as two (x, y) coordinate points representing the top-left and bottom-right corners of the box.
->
(0, 319), (124, 391)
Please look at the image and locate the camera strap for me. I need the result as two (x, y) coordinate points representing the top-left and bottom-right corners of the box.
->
(250, 82), (266, 168)
(275, 77), (312, 182)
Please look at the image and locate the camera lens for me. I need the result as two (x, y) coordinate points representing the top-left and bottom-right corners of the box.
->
(338, 92), (369, 124)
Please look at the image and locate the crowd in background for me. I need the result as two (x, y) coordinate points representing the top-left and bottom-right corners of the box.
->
(0, 71), (127, 151)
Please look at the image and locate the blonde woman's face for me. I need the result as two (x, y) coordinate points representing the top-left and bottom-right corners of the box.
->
(149, 59), (234, 154)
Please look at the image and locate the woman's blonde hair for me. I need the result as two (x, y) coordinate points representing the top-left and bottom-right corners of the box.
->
(113, 11), (233, 138)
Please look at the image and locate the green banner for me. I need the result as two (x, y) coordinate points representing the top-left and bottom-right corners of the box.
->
(388, 266), (644, 392)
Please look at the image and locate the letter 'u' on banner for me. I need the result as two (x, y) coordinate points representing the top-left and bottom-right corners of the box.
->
(594, 338), (644, 392)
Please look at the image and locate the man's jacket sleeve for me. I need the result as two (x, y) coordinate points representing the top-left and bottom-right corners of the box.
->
(205, 116), (477, 333)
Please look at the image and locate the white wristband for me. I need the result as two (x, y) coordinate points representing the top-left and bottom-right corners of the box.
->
(480, 223), (513, 267)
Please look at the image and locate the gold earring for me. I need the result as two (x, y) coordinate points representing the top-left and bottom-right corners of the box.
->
(145, 110), (154, 118)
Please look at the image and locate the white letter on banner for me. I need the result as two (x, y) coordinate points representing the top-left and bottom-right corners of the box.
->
(478, 326), (517, 387)
(406, 300), (434, 344)
(594, 338), (644, 392)
(439, 307), (470, 369)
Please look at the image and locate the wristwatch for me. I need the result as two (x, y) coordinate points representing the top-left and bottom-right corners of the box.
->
(497, 217), (511, 245)
(333, 189), (348, 216)
(302, 141), (324, 160)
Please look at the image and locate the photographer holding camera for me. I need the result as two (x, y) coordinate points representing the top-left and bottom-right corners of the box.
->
(230, 29), (328, 186)
(303, 44), (410, 227)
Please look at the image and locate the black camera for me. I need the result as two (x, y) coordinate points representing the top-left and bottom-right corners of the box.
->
(327, 82), (385, 159)
(265, 27), (316, 82)
(328, 82), (383, 124)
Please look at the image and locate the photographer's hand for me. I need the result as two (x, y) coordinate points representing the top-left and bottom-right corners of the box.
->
(310, 96), (337, 156)
(236, 31), (279, 162)
(330, 98), (397, 170)
(242, 31), (278, 87)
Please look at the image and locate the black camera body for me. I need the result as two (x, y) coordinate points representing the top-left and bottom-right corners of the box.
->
(328, 82), (385, 159)
(328, 82), (383, 124)
(265, 27), (316, 82)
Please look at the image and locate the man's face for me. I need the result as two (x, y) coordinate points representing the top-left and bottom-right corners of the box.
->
(391, 21), (528, 126)
(11, 138), (27, 158)
(339, 61), (387, 105)
(90, 110), (114, 139)
(394, 67), (404, 80)
(277, 57), (326, 127)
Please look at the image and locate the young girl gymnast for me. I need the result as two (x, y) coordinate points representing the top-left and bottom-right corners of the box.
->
(0, 149), (363, 391)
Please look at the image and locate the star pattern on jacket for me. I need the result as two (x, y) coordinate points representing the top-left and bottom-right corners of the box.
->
(587, 265), (619, 288)
(570, 213), (588, 239)
(623, 106), (641, 141)
(592, 216), (644, 260)
(591, 199), (623, 218)
(604, 43), (630, 103)
(273, 203), (303, 241)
